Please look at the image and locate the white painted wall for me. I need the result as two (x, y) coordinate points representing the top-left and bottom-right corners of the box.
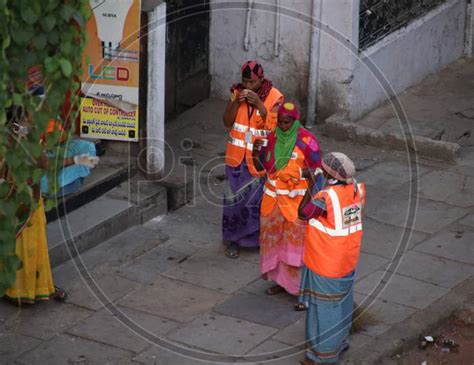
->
(350, 0), (467, 121)
(316, 0), (360, 122)
(147, 2), (166, 177)
(209, 0), (313, 109)
(209, 0), (468, 122)
(466, 0), (474, 56)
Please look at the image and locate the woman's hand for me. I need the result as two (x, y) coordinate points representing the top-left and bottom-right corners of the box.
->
(243, 89), (260, 106)
(252, 139), (264, 155)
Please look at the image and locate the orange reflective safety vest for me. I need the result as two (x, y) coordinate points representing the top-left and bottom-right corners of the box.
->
(304, 183), (366, 278)
(225, 87), (283, 170)
(261, 145), (309, 222)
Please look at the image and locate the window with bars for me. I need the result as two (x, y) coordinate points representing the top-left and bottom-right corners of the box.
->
(359, 0), (447, 51)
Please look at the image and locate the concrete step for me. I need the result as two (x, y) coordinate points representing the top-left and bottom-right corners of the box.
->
(324, 113), (461, 162)
(45, 164), (132, 223)
(46, 177), (168, 268)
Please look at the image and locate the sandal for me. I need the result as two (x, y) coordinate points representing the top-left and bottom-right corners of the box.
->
(294, 302), (307, 311)
(265, 285), (284, 296)
(225, 242), (240, 259)
(53, 286), (68, 302)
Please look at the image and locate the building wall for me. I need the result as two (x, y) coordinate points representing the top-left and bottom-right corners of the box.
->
(316, 0), (359, 122)
(209, 0), (468, 123)
(350, 0), (467, 121)
(209, 0), (313, 110)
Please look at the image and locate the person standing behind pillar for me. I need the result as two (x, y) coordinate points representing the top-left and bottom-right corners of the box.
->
(222, 61), (283, 259)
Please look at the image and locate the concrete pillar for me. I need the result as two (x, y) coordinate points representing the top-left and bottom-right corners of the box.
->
(146, 2), (166, 178)
(465, 0), (474, 57)
(316, 0), (360, 122)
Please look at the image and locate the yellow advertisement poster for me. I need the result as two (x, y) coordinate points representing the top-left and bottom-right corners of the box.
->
(80, 0), (141, 141)
(80, 98), (138, 141)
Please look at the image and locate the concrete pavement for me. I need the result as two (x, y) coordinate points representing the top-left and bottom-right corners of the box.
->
(1, 94), (474, 364)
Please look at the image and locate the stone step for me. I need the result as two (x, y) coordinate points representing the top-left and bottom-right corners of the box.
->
(324, 113), (461, 162)
(46, 178), (168, 268)
(45, 164), (132, 223)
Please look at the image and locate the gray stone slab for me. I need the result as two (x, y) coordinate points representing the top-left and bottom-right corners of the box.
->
(459, 213), (474, 228)
(214, 293), (303, 329)
(449, 176), (474, 208)
(361, 218), (428, 259)
(243, 278), (276, 296)
(346, 333), (372, 350)
(355, 271), (449, 309)
(118, 246), (187, 284)
(357, 161), (428, 190)
(361, 297), (417, 326)
(238, 246), (261, 265)
(67, 306), (180, 354)
(144, 195), (223, 243)
(417, 170), (465, 202)
(159, 237), (201, 256)
(414, 228), (474, 265)
(0, 300), (21, 330)
(47, 196), (132, 248)
(167, 313), (277, 356)
(0, 333), (41, 363)
(16, 334), (134, 365)
(65, 273), (140, 311)
(52, 226), (169, 287)
(133, 346), (230, 365)
(356, 253), (389, 281)
(356, 322), (391, 338)
(418, 171), (474, 208)
(119, 276), (226, 323)
(390, 251), (474, 288)
(366, 194), (467, 234)
(47, 197), (140, 267)
(13, 303), (93, 340)
(162, 248), (260, 294)
(272, 319), (305, 346)
(245, 339), (304, 364)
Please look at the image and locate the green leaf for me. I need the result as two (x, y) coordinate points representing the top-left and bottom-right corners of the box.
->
(47, 30), (59, 45)
(45, 0), (61, 12)
(2, 35), (10, 50)
(40, 14), (56, 32)
(12, 93), (22, 105)
(44, 57), (58, 73)
(44, 198), (56, 212)
(32, 33), (47, 49)
(59, 59), (72, 77)
(32, 168), (44, 184)
(10, 26), (35, 46)
(60, 4), (75, 22)
(21, 5), (40, 25)
(60, 42), (72, 57)
(0, 200), (17, 217)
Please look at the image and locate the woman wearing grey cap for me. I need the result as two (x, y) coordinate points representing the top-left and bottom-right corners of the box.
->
(297, 152), (366, 365)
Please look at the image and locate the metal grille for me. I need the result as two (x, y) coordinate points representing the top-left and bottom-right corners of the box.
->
(359, 0), (447, 50)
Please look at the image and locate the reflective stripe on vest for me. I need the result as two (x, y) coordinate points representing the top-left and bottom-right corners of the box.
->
(228, 137), (253, 150)
(232, 123), (271, 138)
(308, 184), (364, 237)
(267, 177), (305, 187)
(264, 186), (306, 198)
(232, 123), (248, 132)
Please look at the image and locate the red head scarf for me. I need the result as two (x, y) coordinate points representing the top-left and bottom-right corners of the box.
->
(278, 102), (300, 120)
(241, 61), (264, 80)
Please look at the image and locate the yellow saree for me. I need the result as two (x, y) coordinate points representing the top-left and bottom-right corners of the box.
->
(5, 199), (55, 304)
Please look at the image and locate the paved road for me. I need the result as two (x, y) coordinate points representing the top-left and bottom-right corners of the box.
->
(1, 98), (473, 364)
